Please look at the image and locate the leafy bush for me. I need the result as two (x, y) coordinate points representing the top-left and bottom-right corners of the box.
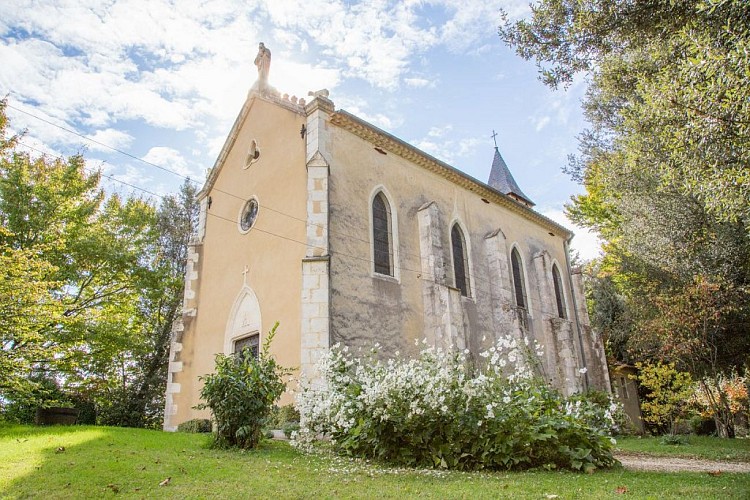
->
(634, 362), (694, 435)
(660, 433), (689, 446)
(1, 374), (81, 424)
(177, 418), (212, 433)
(271, 404), (300, 428)
(295, 338), (618, 472)
(283, 422), (300, 438)
(691, 370), (748, 438)
(196, 322), (289, 449)
(567, 390), (625, 435)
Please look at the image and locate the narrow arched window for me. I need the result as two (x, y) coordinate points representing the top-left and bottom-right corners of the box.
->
(372, 192), (393, 276)
(511, 247), (527, 309)
(552, 264), (567, 319)
(451, 224), (470, 297)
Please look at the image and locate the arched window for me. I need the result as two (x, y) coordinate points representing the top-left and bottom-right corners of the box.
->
(552, 264), (567, 319)
(372, 192), (393, 276)
(451, 224), (470, 297)
(510, 247), (527, 309)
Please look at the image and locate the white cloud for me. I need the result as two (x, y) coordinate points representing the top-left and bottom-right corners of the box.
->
(532, 115), (551, 132)
(404, 77), (434, 88)
(413, 135), (485, 165)
(142, 146), (196, 178)
(85, 129), (134, 152)
(334, 96), (400, 130)
(427, 125), (453, 137)
(0, 0), (571, 204)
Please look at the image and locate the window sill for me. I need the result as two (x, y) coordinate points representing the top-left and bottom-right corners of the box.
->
(372, 272), (400, 284)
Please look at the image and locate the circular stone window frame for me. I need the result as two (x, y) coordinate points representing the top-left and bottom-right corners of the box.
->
(238, 196), (260, 234)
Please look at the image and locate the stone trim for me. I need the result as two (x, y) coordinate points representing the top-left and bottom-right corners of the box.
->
(163, 241), (202, 431)
(300, 256), (330, 385)
(300, 95), (333, 386)
(483, 229), (517, 343)
(329, 110), (571, 238)
(417, 202), (467, 351)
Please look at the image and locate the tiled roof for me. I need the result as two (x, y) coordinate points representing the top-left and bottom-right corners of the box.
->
(487, 147), (534, 207)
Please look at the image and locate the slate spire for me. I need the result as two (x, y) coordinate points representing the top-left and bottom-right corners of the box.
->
(487, 146), (534, 207)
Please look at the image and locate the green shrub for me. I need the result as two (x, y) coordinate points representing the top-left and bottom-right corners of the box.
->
(660, 433), (690, 446)
(634, 362), (694, 435)
(283, 422), (300, 438)
(1, 375), (75, 424)
(177, 418), (212, 433)
(196, 322), (289, 449)
(567, 390), (625, 435)
(296, 338), (618, 472)
(272, 404), (300, 428)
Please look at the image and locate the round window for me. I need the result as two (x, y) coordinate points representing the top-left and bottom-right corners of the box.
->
(239, 198), (259, 232)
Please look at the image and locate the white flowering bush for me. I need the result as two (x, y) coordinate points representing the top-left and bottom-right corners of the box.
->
(295, 337), (617, 471)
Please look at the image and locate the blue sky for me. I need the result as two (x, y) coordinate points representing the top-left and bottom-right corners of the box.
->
(0, 0), (601, 259)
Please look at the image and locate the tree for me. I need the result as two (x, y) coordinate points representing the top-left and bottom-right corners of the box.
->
(96, 180), (198, 428)
(0, 227), (60, 406)
(500, 0), (750, 436)
(500, 0), (750, 224)
(0, 100), (195, 428)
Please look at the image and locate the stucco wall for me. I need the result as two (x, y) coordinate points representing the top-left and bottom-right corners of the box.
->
(167, 96), (307, 426)
(326, 120), (586, 388)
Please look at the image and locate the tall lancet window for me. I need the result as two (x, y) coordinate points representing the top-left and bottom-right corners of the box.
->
(511, 247), (527, 309)
(552, 264), (567, 319)
(372, 192), (393, 276)
(451, 224), (470, 297)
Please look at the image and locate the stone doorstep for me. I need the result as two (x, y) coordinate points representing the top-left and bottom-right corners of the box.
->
(270, 429), (289, 440)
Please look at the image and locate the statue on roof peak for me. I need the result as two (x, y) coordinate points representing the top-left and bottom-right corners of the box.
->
(254, 42), (271, 91)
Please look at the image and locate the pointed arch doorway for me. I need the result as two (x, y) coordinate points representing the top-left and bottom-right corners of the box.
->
(224, 285), (262, 356)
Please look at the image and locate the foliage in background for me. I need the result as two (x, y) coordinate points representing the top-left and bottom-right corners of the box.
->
(295, 338), (618, 472)
(177, 418), (212, 433)
(271, 404), (301, 429)
(197, 322), (289, 449)
(500, 0), (750, 435)
(692, 371), (749, 437)
(634, 362), (694, 436)
(95, 179), (198, 428)
(0, 101), (197, 428)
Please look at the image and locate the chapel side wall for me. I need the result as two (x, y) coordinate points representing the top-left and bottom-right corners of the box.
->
(327, 126), (581, 377)
(167, 97), (307, 427)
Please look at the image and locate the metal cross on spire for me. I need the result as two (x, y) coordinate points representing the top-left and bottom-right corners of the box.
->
(491, 130), (499, 149)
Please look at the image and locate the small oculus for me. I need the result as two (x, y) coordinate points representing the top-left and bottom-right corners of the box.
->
(239, 198), (259, 232)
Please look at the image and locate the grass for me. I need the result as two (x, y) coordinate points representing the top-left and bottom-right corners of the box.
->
(615, 435), (750, 462)
(0, 425), (747, 499)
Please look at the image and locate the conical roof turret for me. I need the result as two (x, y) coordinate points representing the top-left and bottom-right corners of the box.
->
(487, 147), (534, 207)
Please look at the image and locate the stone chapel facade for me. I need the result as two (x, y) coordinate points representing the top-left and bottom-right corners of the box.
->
(163, 54), (611, 431)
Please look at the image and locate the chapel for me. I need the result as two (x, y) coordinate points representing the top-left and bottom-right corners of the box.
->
(163, 45), (611, 431)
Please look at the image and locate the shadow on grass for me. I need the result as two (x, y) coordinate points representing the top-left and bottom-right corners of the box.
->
(1, 424), (218, 497)
(2, 425), (750, 499)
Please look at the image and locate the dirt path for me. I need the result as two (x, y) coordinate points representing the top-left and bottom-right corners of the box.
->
(615, 453), (750, 473)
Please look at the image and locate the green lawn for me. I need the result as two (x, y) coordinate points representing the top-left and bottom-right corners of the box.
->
(0, 425), (748, 499)
(615, 435), (750, 462)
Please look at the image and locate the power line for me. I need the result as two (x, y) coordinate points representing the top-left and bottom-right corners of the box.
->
(13, 140), (501, 293)
(7, 98), (553, 293)
(6, 98), (434, 264)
